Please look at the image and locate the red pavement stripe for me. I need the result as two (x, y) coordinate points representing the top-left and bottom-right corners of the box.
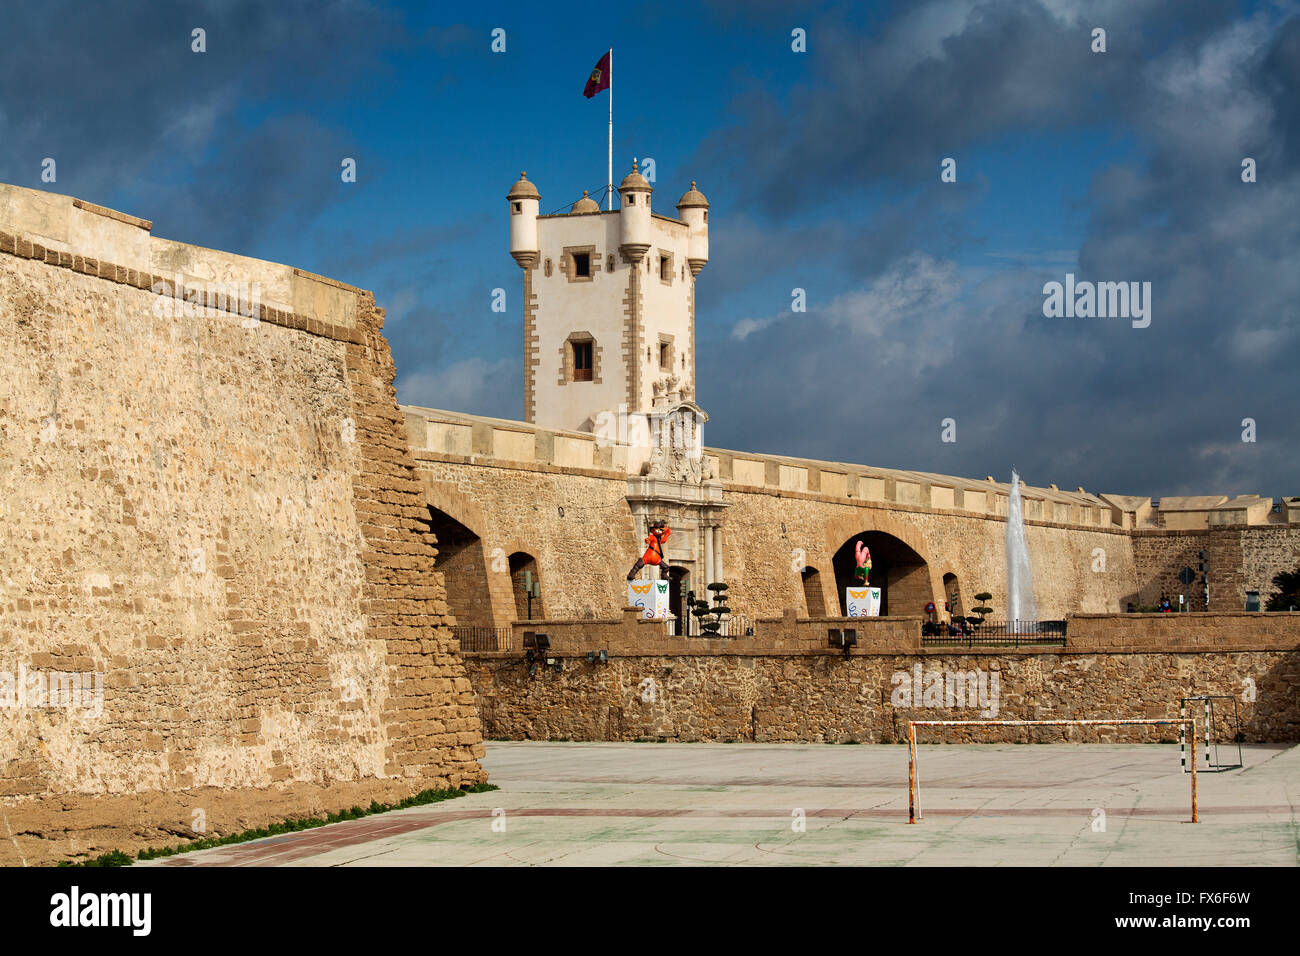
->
(152, 803), (1294, 867)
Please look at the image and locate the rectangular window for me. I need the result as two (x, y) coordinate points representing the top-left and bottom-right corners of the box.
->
(659, 255), (671, 281)
(562, 245), (595, 283)
(573, 341), (593, 381)
(659, 342), (671, 370)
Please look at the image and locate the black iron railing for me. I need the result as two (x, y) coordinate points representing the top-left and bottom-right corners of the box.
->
(452, 626), (514, 653)
(664, 614), (753, 638)
(921, 619), (1067, 648)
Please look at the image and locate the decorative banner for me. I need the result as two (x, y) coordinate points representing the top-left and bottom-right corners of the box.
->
(629, 579), (670, 619)
(846, 586), (882, 617)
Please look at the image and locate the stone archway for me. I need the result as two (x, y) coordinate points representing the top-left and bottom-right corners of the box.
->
(419, 477), (516, 627)
(508, 551), (544, 621)
(801, 566), (827, 617)
(425, 505), (492, 626)
(824, 515), (937, 617)
(942, 571), (964, 620)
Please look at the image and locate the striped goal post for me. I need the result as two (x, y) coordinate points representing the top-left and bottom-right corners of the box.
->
(907, 718), (1199, 824)
(1180, 696), (1244, 772)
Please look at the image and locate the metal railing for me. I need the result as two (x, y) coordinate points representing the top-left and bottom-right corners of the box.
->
(452, 626), (514, 653)
(664, 614), (753, 638)
(920, 619), (1067, 648)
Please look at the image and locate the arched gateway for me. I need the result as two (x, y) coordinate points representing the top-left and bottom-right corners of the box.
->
(830, 530), (934, 617)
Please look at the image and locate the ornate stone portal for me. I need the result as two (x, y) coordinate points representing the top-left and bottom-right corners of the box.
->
(626, 375), (727, 600)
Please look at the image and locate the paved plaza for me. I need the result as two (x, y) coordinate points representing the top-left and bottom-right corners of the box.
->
(146, 742), (1300, 866)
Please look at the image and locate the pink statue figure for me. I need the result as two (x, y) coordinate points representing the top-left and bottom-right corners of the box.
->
(854, 541), (872, 585)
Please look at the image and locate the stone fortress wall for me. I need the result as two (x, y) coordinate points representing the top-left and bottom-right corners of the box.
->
(463, 610), (1300, 743)
(402, 403), (1300, 627)
(0, 184), (484, 865)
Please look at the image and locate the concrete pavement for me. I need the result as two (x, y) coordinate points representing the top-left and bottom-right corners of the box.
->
(144, 741), (1300, 866)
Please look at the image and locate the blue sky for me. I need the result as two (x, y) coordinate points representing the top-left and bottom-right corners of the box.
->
(2, 0), (1296, 498)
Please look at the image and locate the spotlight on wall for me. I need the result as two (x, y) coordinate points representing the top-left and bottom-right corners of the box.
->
(548, 658), (563, 673)
(523, 631), (550, 651)
(827, 628), (858, 658)
(598, 649), (609, 663)
(585, 651), (597, 664)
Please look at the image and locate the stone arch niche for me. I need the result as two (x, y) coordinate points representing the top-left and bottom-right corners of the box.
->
(508, 551), (544, 620)
(426, 505), (493, 627)
(942, 571), (964, 620)
(667, 565), (690, 630)
(801, 566), (827, 617)
(830, 530), (933, 617)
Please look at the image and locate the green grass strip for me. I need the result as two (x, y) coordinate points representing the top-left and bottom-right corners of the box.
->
(62, 783), (498, 867)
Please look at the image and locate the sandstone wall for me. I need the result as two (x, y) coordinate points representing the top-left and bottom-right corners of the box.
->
(714, 488), (1136, 621)
(1131, 527), (1300, 610)
(464, 613), (1300, 744)
(0, 186), (484, 865)
(414, 454), (637, 623)
(403, 406), (1300, 625)
(407, 447), (1138, 624)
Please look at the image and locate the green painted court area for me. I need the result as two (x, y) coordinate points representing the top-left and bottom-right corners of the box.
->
(146, 742), (1300, 867)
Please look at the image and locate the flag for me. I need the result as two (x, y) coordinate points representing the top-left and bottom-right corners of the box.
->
(584, 51), (611, 98)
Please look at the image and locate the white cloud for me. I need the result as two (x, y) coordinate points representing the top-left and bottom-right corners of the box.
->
(397, 357), (518, 418)
(731, 316), (776, 341)
(825, 252), (961, 340)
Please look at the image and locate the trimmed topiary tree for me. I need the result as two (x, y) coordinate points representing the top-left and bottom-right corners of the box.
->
(970, 592), (994, 630)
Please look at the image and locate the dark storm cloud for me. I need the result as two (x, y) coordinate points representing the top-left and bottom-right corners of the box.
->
(700, 0), (1238, 216)
(694, 0), (1300, 498)
(0, 0), (409, 244)
(0, 0), (501, 419)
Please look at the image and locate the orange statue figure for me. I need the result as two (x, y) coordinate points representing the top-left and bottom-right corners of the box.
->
(627, 520), (672, 580)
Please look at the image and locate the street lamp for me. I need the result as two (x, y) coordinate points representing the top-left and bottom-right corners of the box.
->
(522, 570), (541, 620)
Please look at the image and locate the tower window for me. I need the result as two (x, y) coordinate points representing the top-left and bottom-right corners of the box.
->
(560, 332), (600, 386)
(573, 341), (593, 381)
(657, 335), (675, 373)
(562, 245), (596, 283)
(512, 202), (522, 213)
(657, 250), (675, 286)
(626, 195), (635, 206)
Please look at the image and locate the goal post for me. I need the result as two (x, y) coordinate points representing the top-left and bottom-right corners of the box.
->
(907, 718), (1198, 825)
(1180, 696), (1243, 772)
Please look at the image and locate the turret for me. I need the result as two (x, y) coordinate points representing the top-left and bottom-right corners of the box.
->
(570, 190), (599, 214)
(676, 181), (709, 275)
(618, 161), (652, 262)
(508, 171), (540, 268)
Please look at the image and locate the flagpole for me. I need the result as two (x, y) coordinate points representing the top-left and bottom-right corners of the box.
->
(607, 47), (613, 210)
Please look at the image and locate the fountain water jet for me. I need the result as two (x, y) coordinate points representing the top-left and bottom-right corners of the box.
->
(1006, 469), (1037, 624)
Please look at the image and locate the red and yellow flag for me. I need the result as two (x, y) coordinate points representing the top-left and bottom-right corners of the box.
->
(584, 50), (611, 98)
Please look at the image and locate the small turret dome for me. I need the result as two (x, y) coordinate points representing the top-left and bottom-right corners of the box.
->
(619, 160), (652, 192)
(507, 171), (540, 201)
(570, 190), (599, 214)
(676, 181), (709, 209)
